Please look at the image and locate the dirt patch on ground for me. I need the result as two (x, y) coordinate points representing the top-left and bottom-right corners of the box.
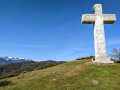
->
(85, 62), (116, 66)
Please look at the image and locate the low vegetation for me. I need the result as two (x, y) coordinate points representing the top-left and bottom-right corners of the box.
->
(34, 64), (57, 70)
(0, 58), (120, 90)
(76, 56), (94, 60)
(111, 59), (120, 63)
(0, 80), (12, 87)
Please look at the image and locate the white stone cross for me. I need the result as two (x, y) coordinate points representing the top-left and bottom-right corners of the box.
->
(82, 4), (116, 63)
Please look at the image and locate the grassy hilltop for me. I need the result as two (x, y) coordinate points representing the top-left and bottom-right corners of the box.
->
(0, 59), (120, 90)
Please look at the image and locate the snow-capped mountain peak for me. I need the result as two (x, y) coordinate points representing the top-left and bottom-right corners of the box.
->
(0, 56), (32, 65)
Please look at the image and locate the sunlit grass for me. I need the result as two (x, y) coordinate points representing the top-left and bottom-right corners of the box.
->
(0, 59), (120, 90)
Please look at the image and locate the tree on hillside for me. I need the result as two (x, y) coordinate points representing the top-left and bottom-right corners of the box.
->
(110, 48), (120, 60)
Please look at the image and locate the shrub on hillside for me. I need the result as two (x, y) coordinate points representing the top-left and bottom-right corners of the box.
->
(111, 59), (120, 63)
(21, 71), (28, 74)
(76, 56), (94, 60)
(117, 60), (120, 63)
(0, 80), (12, 87)
(34, 64), (57, 70)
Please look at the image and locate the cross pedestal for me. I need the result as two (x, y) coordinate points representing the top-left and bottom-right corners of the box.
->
(82, 4), (116, 63)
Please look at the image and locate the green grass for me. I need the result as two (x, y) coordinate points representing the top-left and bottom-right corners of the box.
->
(0, 59), (120, 90)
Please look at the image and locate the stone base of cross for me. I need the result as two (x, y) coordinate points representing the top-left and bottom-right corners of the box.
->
(92, 57), (113, 63)
(82, 4), (116, 63)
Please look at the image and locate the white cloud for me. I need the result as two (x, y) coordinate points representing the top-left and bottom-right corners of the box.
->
(106, 40), (120, 45)
(72, 47), (93, 51)
(55, 46), (94, 61)
(0, 44), (51, 48)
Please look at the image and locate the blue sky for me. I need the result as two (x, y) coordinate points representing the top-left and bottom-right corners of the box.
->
(0, 0), (119, 61)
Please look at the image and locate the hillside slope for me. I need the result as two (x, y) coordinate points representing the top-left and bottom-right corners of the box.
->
(0, 59), (120, 90)
(0, 60), (64, 79)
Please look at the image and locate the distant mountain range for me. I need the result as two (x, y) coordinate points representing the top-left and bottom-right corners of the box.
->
(0, 56), (32, 65)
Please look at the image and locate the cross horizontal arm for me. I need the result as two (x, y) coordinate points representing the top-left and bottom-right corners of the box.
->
(102, 14), (116, 24)
(82, 14), (96, 24)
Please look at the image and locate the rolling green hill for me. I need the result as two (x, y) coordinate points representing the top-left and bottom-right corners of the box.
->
(0, 59), (120, 90)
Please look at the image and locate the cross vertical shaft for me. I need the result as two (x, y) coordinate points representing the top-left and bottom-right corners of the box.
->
(93, 4), (102, 14)
(94, 16), (106, 58)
